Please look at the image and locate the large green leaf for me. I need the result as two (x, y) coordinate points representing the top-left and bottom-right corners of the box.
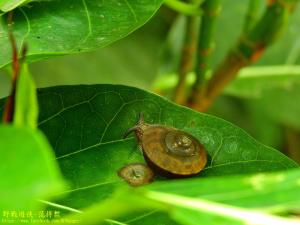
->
(1, 84), (297, 224)
(0, 17), (166, 98)
(35, 85), (297, 202)
(0, 0), (163, 68)
(0, 125), (65, 220)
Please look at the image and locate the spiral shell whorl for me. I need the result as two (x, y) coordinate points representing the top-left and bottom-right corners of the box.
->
(141, 126), (206, 176)
(165, 131), (196, 157)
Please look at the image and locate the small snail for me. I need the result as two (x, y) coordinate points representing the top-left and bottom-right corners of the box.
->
(123, 113), (207, 177)
(118, 163), (154, 186)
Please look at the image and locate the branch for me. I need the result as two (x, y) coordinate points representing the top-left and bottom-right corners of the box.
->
(187, 0), (221, 106)
(188, 0), (299, 111)
(3, 12), (19, 123)
(173, 16), (199, 104)
(2, 12), (27, 123)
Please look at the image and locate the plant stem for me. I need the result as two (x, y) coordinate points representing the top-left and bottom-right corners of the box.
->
(2, 12), (27, 123)
(2, 12), (19, 123)
(243, 0), (262, 33)
(187, 0), (221, 106)
(173, 16), (199, 104)
(284, 126), (300, 164)
(164, 0), (202, 16)
(188, 0), (299, 112)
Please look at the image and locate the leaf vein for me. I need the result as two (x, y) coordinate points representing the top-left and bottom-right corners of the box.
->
(81, 0), (92, 42)
(56, 138), (134, 160)
(54, 180), (121, 195)
(123, 0), (138, 22)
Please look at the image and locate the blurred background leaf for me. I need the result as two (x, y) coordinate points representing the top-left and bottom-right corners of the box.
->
(0, 0), (163, 68)
(0, 10), (171, 97)
(0, 125), (65, 213)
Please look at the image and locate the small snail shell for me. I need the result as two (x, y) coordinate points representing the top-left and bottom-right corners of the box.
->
(118, 163), (154, 186)
(123, 113), (207, 177)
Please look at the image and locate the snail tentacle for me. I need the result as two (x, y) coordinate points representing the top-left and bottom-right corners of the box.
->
(137, 112), (145, 125)
(123, 126), (139, 139)
(123, 112), (146, 139)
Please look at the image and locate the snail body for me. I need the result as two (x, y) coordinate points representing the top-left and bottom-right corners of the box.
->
(123, 114), (207, 177)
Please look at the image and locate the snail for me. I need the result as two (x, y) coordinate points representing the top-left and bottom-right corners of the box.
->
(122, 113), (207, 177)
(118, 163), (154, 186)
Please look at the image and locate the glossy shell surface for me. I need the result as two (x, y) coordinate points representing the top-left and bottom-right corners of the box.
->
(141, 125), (207, 176)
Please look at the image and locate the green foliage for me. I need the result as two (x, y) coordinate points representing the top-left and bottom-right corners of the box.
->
(4, 85), (296, 217)
(1, 84), (297, 223)
(1, 0), (300, 224)
(0, 0), (163, 68)
(0, 125), (65, 212)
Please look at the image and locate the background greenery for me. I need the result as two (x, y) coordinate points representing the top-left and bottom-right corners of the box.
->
(1, 0), (300, 224)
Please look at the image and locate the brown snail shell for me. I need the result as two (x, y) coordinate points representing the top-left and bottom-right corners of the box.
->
(123, 113), (207, 177)
(118, 163), (154, 186)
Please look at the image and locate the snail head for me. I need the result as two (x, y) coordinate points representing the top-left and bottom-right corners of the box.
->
(123, 112), (147, 140)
